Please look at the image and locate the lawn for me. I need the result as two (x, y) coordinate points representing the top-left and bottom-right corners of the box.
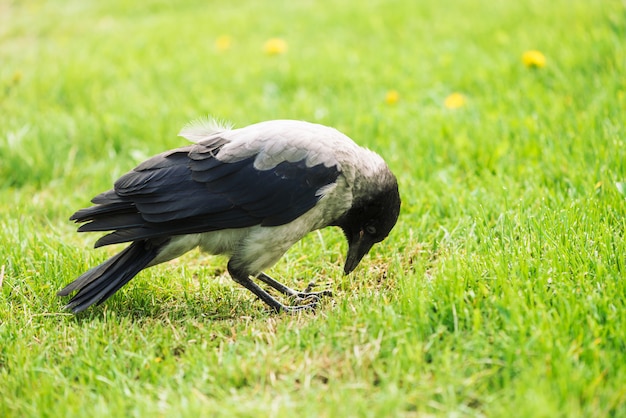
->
(1, 0), (625, 416)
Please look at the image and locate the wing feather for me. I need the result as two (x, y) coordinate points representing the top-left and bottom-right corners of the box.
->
(72, 138), (341, 245)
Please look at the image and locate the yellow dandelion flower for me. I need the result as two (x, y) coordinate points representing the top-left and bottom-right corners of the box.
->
(264, 38), (287, 55)
(385, 90), (400, 105)
(154, 357), (163, 363)
(522, 50), (546, 68)
(215, 35), (232, 52)
(444, 93), (466, 109)
(12, 71), (22, 84)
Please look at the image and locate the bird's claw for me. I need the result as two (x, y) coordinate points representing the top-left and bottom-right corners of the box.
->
(252, 273), (333, 314)
(291, 289), (333, 303)
(295, 281), (333, 300)
(278, 289), (332, 314)
(281, 302), (318, 314)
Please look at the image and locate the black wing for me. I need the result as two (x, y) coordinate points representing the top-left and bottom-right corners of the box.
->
(71, 142), (340, 247)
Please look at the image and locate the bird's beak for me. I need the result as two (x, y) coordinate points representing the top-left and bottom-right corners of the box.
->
(344, 229), (375, 275)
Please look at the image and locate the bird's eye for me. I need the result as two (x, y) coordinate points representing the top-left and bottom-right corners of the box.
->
(365, 225), (377, 235)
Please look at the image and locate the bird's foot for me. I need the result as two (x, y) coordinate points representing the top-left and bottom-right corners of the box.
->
(281, 286), (332, 314)
(290, 281), (333, 303)
(280, 302), (319, 314)
(291, 289), (333, 302)
(230, 267), (333, 314)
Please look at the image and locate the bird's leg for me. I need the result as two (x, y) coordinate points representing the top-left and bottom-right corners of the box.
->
(227, 262), (318, 313)
(256, 272), (333, 301)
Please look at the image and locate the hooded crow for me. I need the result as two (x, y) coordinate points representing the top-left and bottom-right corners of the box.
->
(58, 119), (401, 313)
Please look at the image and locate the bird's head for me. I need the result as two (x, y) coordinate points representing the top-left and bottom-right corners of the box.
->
(333, 179), (401, 275)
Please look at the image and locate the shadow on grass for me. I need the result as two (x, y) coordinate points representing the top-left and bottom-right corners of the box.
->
(57, 286), (321, 324)
(55, 288), (267, 323)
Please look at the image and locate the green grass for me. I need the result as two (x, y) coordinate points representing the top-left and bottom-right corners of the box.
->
(1, 0), (625, 416)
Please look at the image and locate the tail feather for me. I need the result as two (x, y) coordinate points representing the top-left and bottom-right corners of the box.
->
(70, 201), (134, 223)
(58, 239), (167, 313)
(77, 212), (145, 233)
